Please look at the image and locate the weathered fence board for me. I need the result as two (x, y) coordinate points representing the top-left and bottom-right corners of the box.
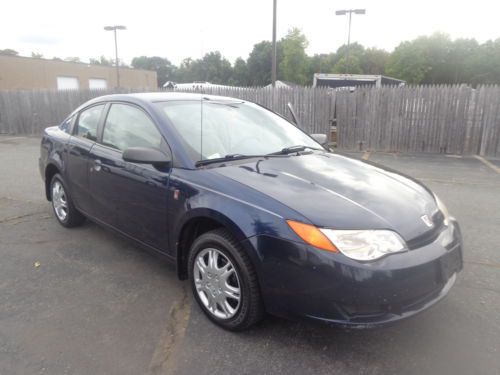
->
(0, 85), (499, 157)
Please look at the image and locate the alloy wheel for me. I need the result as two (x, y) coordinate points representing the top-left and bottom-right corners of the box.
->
(193, 248), (241, 319)
(52, 180), (68, 222)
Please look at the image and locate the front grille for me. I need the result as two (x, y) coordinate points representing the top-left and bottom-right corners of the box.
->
(406, 210), (445, 249)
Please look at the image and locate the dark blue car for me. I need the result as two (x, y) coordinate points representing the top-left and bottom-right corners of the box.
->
(39, 93), (463, 330)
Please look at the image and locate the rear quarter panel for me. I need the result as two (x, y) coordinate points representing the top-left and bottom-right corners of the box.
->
(40, 126), (71, 193)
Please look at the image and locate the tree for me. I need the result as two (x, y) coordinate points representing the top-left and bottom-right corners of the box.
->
(279, 28), (310, 85)
(386, 40), (430, 83)
(199, 51), (233, 84)
(247, 41), (274, 86)
(420, 33), (453, 84)
(31, 52), (43, 59)
(334, 43), (364, 67)
(174, 58), (195, 83)
(89, 56), (113, 66)
(448, 38), (479, 84)
(333, 55), (363, 74)
(360, 48), (389, 75)
(132, 56), (176, 87)
(306, 53), (336, 84)
(0, 49), (18, 56)
(231, 57), (249, 86)
(55, 30), (500, 88)
(466, 39), (500, 85)
(173, 52), (232, 84)
(386, 33), (454, 84)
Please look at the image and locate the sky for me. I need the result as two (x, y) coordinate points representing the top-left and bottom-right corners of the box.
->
(1, 0), (499, 66)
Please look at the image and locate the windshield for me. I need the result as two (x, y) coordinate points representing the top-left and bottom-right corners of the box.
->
(155, 99), (322, 161)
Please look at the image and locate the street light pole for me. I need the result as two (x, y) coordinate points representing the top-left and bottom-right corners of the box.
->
(335, 9), (365, 74)
(104, 25), (126, 88)
(271, 0), (277, 87)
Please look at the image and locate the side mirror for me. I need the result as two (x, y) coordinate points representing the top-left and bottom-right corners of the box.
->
(310, 133), (328, 145)
(123, 147), (171, 164)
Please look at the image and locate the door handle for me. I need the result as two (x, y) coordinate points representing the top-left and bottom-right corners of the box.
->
(93, 159), (102, 172)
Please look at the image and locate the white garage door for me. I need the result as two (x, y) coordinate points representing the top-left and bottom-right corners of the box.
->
(89, 78), (107, 90)
(57, 76), (79, 90)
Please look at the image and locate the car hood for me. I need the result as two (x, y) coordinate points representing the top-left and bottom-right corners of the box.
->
(212, 152), (439, 241)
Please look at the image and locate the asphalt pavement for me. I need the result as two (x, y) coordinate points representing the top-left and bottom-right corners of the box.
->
(1, 136), (499, 375)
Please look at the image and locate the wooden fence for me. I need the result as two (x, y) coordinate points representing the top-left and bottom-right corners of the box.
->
(335, 85), (500, 157)
(1, 85), (499, 157)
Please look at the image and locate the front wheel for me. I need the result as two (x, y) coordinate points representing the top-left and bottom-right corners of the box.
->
(188, 229), (264, 331)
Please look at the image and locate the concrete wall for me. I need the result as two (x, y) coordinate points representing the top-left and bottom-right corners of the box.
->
(0, 55), (157, 90)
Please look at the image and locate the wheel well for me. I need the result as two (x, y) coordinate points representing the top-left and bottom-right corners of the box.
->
(177, 217), (224, 280)
(45, 164), (59, 200)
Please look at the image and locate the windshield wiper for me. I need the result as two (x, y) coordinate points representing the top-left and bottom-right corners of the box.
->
(196, 147), (324, 167)
(269, 145), (324, 155)
(196, 154), (261, 167)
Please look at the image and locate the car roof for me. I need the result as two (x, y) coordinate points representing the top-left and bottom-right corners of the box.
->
(93, 92), (246, 104)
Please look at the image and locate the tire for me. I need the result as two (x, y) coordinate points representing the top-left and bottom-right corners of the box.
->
(188, 228), (264, 331)
(50, 173), (85, 228)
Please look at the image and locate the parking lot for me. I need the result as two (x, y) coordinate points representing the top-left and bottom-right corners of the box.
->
(0, 135), (499, 375)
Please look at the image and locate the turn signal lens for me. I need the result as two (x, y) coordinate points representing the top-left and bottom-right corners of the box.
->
(287, 220), (338, 252)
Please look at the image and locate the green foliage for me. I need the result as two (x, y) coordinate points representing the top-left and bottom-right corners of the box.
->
(4, 29), (500, 87)
(172, 52), (232, 85)
(334, 55), (363, 74)
(131, 56), (176, 87)
(0, 49), (19, 56)
(360, 48), (389, 75)
(308, 53), (336, 73)
(385, 32), (493, 84)
(31, 52), (43, 59)
(231, 57), (249, 86)
(246, 41), (274, 86)
(279, 28), (310, 85)
(468, 39), (500, 85)
(122, 30), (500, 87)
(89, 56), (113, 66)
(386, 40), (430, 83)
(335, 43), (364, 63)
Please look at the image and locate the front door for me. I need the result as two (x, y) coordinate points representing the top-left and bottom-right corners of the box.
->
(88, 103), (171, 251)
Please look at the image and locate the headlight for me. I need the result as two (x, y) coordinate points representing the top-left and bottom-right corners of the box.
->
(434, 194), (450, 226)
(319, 229), (407, 261)
(287, 220), (407, 261)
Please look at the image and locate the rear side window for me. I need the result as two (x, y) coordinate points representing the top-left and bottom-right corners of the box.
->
(102, 103), (162, 151)
(75, 105), (104, 141)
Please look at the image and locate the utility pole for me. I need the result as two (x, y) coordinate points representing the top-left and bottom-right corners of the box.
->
(335, 9), (365, 74)
(104, 25), (127, 88)
(271, 0), (277, 87)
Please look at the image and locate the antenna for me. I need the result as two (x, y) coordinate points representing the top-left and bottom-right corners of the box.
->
(200, 94), (203, 161)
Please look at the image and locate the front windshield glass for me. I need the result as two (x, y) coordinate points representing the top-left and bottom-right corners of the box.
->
(155, 99), (322, 161)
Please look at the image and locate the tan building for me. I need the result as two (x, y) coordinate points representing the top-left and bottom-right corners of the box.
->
(0, 55), (157, 90)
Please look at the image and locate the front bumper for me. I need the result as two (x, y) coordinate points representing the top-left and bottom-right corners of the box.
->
(246, 220), (463, 328)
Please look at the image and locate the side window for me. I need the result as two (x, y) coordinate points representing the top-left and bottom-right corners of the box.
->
(102, 103), (162, 151)
(75, 105), (104, 141)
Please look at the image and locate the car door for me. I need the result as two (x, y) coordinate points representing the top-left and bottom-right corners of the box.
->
(65, 104), (106, 213)
(88, 102), (171, 251)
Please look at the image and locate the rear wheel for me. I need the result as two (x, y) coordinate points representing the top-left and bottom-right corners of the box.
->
(188, 229), (264, 331)
(50, 174), (85, 227)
